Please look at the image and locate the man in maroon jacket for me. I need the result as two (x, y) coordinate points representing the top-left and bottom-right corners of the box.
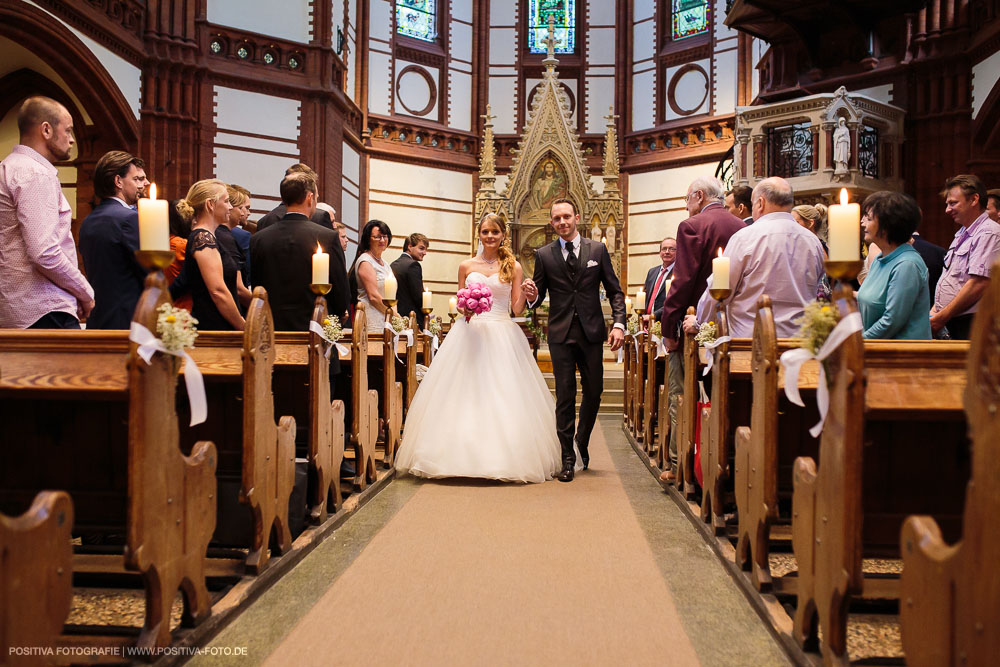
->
(658, 176), (745, 481)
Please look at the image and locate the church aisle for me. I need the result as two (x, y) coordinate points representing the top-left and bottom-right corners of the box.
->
(190, 418), (788, 666)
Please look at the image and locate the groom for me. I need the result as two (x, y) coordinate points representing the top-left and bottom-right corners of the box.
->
(523, 199), (626, 482)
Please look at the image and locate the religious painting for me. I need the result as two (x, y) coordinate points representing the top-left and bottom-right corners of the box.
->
(672, 0), (710, 41)
(521, 157), (569, 225)
(527, 0), (576, 54)
(397, 0), (437, 42)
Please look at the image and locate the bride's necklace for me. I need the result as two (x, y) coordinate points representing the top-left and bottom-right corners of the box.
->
(481, 255), (499, 266)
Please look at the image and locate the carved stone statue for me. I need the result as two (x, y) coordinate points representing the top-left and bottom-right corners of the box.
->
(590, 224), (602, 242)
(833, 118), (851, 180)
(606, 224), (616, 252)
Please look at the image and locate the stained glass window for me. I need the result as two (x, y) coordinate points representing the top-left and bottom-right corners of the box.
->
(397, 0), (436, 42)
(672, 0), (710, 41)
(528, 0), (576, 54)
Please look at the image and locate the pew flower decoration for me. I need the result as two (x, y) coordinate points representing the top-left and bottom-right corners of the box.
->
(795, 298), (840, 355)
(321, 315), (343, 343)
(390, 313), (407, 334)
(694, 321), (717, 347)
(626, 314), (640, 335)
(427, 316), (442, 337)
(651, 320), (661, 338)
(156, 303), (198, 351)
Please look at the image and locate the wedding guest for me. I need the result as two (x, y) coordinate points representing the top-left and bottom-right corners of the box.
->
(170, 179), (244, 330)
(316, 202), (336, 224)
(641, 237), (675, 325)
(335, 221), (349, 252)
(909, 230), (945, 301)
(792, 203), (829, 255)
(391, 232), (429, 328)
(931, 174), (1000, 339)
(0, 96), (94, 328)
(856, 191), (931, 339)
(165, 199), (193, 311)
(78, 150), (148, 329)
(725, 185), (754, 225)
(213, 209), (252, 312)
(256, 163), (333, 231)
(987, 189), (1000, 222)
(688, 177), (825, 338)
(350, 220), (394, 333)
(226, 184), (252, 285)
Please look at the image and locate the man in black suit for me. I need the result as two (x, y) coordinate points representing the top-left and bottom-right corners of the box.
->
(523, 199), (626, 482)
(391, 233), (429, 329)
(725, 185), (754, 225)
(910, 232), (945, 300)
(250, 171), (349, 374)
(78, 150), (148, 329)
(255, 163), (334, 231)
(641, 236), (676, 325)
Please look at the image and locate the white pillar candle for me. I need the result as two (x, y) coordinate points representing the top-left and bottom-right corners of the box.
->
(712, 248), (730, 290)
(448, 296), (458, 314)
(828, 188), (861, 261)
(383, 273), (398, 300)
(625, 296), (633, 313)
(636, 288), (646, 309)
(422, 290), (432, 309)
(312, 244), (329, 285)
(137, 182), (169, 251)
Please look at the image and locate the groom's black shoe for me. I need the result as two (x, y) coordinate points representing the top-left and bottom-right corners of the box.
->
(576, 441), (590, 470)
(557, 464), (575, 482)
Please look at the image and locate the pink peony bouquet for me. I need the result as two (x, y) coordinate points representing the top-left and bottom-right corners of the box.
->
(456, 282), (493, 321)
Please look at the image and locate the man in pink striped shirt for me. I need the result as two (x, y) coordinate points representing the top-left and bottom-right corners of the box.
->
(0, 96), (94, 328)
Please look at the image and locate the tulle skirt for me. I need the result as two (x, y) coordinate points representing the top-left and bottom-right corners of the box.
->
(394, 315), (562, 483)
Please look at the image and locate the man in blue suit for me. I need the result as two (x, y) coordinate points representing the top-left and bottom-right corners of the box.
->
(78, 150), (148, 329)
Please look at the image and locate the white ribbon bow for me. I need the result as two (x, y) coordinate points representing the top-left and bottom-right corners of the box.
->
(384, 321), (414, 363)
(616, 347), (624, 364)
(309, 320), (349, 359)
(421, 328), (440, 361)
(779, 312), (863, 438)
(129, 322), (207, 426)
(650, 334), (666, 359)
(701, 336), (733, 376)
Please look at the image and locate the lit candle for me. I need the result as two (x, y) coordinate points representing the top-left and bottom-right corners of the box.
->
(712, 248), (730, 290)
(625, 296), (633, 313)
(636, 288), (646, 309)
(601, 236), (607, 246)
(828, 188), (861, 261)
(448, 296), (458, 314)
(137, 182), (169, 251)
(312, 243), (329, 285)
(422, 290), (432, 309)
(383, 273), (398, 300)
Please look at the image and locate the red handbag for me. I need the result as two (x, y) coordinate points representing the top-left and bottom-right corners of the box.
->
(693, 381), (709, 487)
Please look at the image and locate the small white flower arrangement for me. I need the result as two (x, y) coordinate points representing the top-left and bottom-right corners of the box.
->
(390, 313), (407, 333)
(651, 320), (661, 337)
(156, 303), (198, 352)
(427, 317), (442, 337)
(694, 321), (717, 347)
(321, 315), (343, 342)
(627, 314), (640, 335)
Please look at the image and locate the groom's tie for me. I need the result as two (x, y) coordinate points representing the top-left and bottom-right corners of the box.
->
(565, 240), (579, 276)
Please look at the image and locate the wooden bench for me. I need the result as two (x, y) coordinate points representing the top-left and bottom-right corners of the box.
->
(0, 274), (218, 649)
(641, 333), (662, 457)
(0, 491), (74, 661)
(899, 262), (1000, 667)
(347, 309), (379, 491)
(675, 307), (701, 498)
(788, 286), (969, 663)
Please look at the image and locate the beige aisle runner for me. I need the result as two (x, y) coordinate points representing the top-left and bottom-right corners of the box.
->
(264, 422), (700, 666)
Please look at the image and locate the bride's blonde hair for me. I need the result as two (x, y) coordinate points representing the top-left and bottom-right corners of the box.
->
(478, 213), (515, 284)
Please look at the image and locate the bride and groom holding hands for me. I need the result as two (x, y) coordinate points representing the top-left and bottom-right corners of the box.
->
(394, 199), (627, 483)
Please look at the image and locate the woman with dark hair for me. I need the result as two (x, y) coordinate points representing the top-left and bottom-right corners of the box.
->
(857, 191), (931, 339)
(166, 198), (193, 310)
(350, 219), (393, 333)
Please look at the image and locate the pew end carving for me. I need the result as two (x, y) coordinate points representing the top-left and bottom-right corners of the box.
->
(701, 310), (730, 535)
(676, 307), (699, 498)
(350, 308), (378, 490)
(308, 298), (345, 523)
(380, 310), (404, 469)
(899, 259), (1000, 667)
(125, 272), (217, 649)
(241, 288), (296, 574)
(642, 334), (659, 455)
(405, 312), (419, 414)
(0, 491), (74, 661)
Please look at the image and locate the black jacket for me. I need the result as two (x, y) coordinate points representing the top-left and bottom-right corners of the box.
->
(390, 252), (426, 328)
(78, 198), (147, 329)
(250, 213), (349, 372)
(911, 233), (946, 299)
(256, 204), (332, 232)
(530, 236), (626, 344)
(642, 263), (674, 322)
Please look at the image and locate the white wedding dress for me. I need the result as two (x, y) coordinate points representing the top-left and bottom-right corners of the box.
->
(394, 271), (562, 483)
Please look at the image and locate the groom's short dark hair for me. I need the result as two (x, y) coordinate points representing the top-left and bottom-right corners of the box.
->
(550, 198), (578, 216)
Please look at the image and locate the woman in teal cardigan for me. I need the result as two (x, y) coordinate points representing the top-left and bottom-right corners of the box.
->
(857, 191), (932, 339)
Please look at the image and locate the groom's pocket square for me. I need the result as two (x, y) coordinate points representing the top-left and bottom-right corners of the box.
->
(587, 260), (599, 268)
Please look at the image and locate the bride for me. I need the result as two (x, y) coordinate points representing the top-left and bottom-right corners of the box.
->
(394, 213), (563, 483)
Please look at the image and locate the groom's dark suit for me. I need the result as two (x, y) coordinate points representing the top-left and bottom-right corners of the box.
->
(530, 235), (626, 469)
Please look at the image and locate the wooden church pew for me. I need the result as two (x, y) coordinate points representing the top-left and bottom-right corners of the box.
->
(621, 332), (634, 429)
(899, 260), (1000, 667)
(0, 273), (218, 650)
(629, 331), (647, 443)
(0, 491), (74, 661)
(347, 309), (379, 491)
(641, 333), (662, 458)
(788, 287), (970, 663)
(675, 307), (701, 498)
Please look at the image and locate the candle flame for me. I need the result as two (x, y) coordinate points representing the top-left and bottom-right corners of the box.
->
(717, 247), (724, 258)
(149, 183), (157, 201)
(601, 236), (607, 245)
(840, 188), (849, 206)
(315, 242), (323, 254)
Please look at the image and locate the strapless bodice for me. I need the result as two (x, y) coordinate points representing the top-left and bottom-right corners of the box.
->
(466, 271), (511, 320)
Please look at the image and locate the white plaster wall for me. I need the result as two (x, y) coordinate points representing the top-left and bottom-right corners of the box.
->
(632, 69), (656, 131)
(490, 0), (516, 25)
(853, 84), (894, 105)
(586, 77), (615, 134)
(346, 0), (359, 101)
(451, 0), (473, 23)
(588, 0), (616, 25)
(368, 51), (393, 116)
(587, 28), (616, 64)
(369, 0), (393, 41)
(368, 158), (473, 311)
(395, 61), (439, 120)
(206, 0), (313, 43)
(713, 50), (738, 116)
(342, 143), (362, 265)
(490, 28), (517, 64)
(664, 58), (711, 121)
(215, 87), (300, 140)
(489, 77), (518, 134)
(449, 70), (472, 131)
(634, 0), (656, 22)
(973, 50), (1000, 119)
